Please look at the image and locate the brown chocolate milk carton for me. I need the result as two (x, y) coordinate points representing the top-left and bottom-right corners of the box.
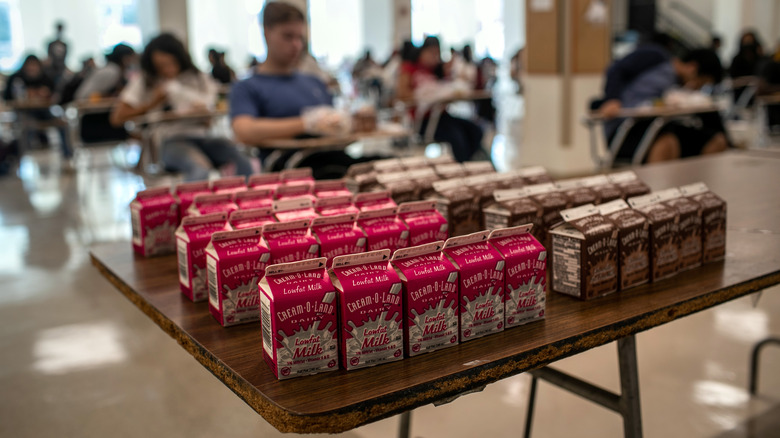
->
(463, 161), (495, 176)
(555, 178), (598, 208)
(525, 183), (570, 246)
(259, 258), (339, 379)
(434, 163), (465, 180)
(345, 162), (377, 193)
(331, 250), (404, 370)
(483, 188), (544, 243)
(130, 187), (178, 257)
(432, 178), (480, 237)
(597, 199), (650, 290)
(580, 175), (623, 204)
(488, 225), (547, 327)
(399, 155), (430, 170)
(608, 171), (650, 199)
(465, 173), (504, 227)
(176, 212), (229, 302)
(398, 200), (449, 246)
(205, 227), (270, 327)
(444, 231), (505, 341)
(550, 204), (619, 300)
(405, 167), (440, 200)
(376, 171), (417, 204)
(628, 193), (680, 281)
(392, 242), (459, 356)
(357, 207), (409, 252)
(372, 158), (403, 174)
(680, 182), (727, 263)
(174, 181), (211, 219)
(658, 188), (703, 271)
(229, 207), (276, 230)
(517, 166), (553, 185)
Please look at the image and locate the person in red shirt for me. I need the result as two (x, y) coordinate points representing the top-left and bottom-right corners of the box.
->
(397, 37), (483, 162)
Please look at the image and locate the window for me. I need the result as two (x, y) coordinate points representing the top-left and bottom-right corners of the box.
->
(97, 0), (142, 51)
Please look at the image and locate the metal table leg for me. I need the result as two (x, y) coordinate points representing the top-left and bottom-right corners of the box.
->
(523, 335), (642, 438)
(749, 337), (780, 395)
(398, 411), (411, 438)
(523, 375), (538, 438)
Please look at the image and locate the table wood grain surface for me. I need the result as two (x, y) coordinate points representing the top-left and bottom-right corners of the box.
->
(90, 151), (780, 433)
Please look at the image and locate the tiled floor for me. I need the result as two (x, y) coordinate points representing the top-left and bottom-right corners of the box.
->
(0, 147), (778, 438)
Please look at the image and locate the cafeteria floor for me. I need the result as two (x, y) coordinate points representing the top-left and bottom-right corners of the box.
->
(1, 146), (778, 438)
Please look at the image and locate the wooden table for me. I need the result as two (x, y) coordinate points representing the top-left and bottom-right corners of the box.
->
(90, 152), (780, 435)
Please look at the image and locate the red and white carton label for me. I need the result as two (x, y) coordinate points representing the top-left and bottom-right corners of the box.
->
(234, 188), (273, 210)
(174, 181), (211, 219)
(262, 219), (320, 264)
(248, 173), (280, 192)
(176, 212), (229, 302)
(279, 168), (314, 184)
(188, 193), (239, 217)
(358, 207), (409, 252)
(205, 227), (270, 327)
(488, 225), (546, 327)
(315, 195), (359, 216)
(331, 250), (403, 370)
(272, 197), (319, 223)
(444, 231), (505, 341)
(354, 190), (398, 211)
(259, 257), (339, 379)
(398, 200), (449, 246)
(211, 176), (247, 195)
(274, 182), (314, 200)
(313, 179), (352, 198)
(229, 207), (276, 230)
(311, 213), (366, 267)
(391, 241), (459, 356)
(130, 186), (178, 257)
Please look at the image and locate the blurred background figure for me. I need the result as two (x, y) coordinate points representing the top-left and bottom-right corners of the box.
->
(208, 48), (236, 84)
(44, 21), (69, 92)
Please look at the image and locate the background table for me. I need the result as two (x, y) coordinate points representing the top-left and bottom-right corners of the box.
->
(91, 151), (780, 433)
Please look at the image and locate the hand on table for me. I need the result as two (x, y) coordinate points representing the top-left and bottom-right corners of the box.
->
(600, 99), (622, 119)
(302, 106), (351, 137)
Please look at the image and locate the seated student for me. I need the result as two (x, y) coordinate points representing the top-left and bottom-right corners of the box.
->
(598, 48), (728, 163)
(3, 55), (71, 159)
(758, 43), (780, 131)
(396, 36), (483, 162)
(208, 49), (236, 84)
(110, 33), (252, 181)
(230, 2), (347, 167)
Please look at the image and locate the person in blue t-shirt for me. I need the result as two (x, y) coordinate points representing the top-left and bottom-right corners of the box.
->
(231, 1), (348, 168)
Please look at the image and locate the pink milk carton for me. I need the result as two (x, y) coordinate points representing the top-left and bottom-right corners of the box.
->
(205, 227), (270, 327)
(174, 181), (211, 219)
(272, 197), (319, 223)
(130, 186), (178, 257)
(355, 191), (398, 211)
(358, 207), (409, 252)
(175, 212), (229, 302)
(262, 219), (320, 265)
(313, 179), (352, 198)
(488, 225), (547, 328)
(398, 200), (449, 246)
(275, 182), (315, 201)
(331, 250), (404, 370)
(234, 188), (274, 210)
(211, 176), (247, 196)
(280, 168), (315, 185)
(315, 195), (359, 217)
(391, 242), (459, 356)
(188, 193), (239, 216)
(259, 258), (339, 379)
(229, 207), (276, 230)
(248, 173), (280, 193)
(311, 213), (367, 267)
(444, 231), (505, 342)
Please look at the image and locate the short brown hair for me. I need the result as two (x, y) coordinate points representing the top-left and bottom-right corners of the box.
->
(262, 2), (305, 28)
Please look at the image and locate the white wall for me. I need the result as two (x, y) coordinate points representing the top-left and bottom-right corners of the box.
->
(362, 0), (393, 62)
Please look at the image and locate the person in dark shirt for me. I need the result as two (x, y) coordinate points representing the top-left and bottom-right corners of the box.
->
(45, 21), (69, 91)
(758, 45), (780, 131)
(208, 49), (236, 84)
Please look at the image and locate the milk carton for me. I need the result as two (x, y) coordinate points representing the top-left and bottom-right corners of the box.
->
(488, 225), (547, 327)
(376, 171), (418, 204)
(357, 207), (409, 252)
(463, 161), (495, 176)
(248, 173), (280, 193)
(579, 175), (623, 204)
(262, 219), (320, 265)
(176, 212), (229, 302)
(517, 165), (553, 185)
(274, 182), (315, 201)
(658, 188), (703, 271)
(130, 187), (178, 257)
(628, 193), (680, 281)
(188, 193), (239, 217)
(392, 242), (459, 356)
(313, 179), (352, 198)
(211, 176), (247, 195)
(331, 250), (404, 370)
(443, 231), (505, 341)
(280, 168), (314, 185)
(555, 178), (598, 208)
(205, 227), (270, 327)
(597, 199), (650, 290)
(431, 179), (480, 237)
(680, 182), (727, 263)
(228, 207), (276, 230)
(315, 195), (359, 217)
(259, 258), (339, 379)
(272, 197), (319, 223)
(354, 190), (398, 211)
(174, 181), (211, 219)
(234, 188), (274, 210)
(483, 189), (544, 243)
(311, 214), (366, 267)
(398, 200), (448, 246)
(608, 171), (651, 199)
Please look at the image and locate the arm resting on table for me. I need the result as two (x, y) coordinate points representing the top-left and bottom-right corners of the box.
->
(231, 115), (305, 144)
(110, 101), (157, 127)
